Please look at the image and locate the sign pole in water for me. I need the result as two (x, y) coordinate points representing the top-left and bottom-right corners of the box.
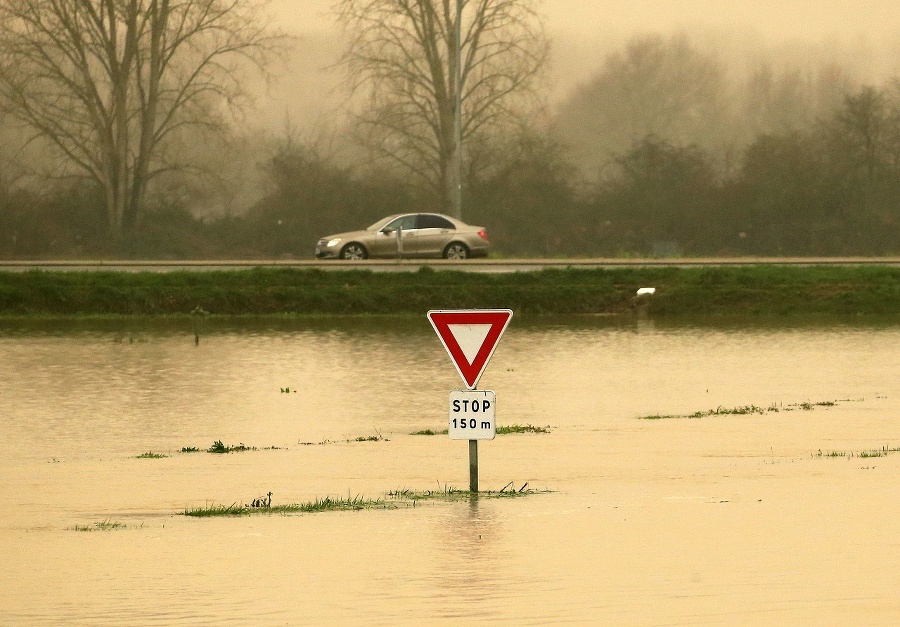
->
(469, 440), (478, 493)
(428, 309), (512, 492)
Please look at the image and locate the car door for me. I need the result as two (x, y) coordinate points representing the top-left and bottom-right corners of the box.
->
(369, 214), (418, 257)
(411, 214), (455, 257)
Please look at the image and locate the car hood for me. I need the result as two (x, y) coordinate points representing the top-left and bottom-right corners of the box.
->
(321, 229), (373, 242)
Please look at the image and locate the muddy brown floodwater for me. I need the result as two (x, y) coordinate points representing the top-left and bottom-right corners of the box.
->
(1, 316), (899, 625)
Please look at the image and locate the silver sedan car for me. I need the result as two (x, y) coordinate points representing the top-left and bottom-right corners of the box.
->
(316, 213), (490, 260)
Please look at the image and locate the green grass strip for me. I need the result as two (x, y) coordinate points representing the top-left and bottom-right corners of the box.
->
(4, 265), (900, 316)
(411, 424), (550, 436)
(183, 485), (548, 517)
(639, 399), (846, 420)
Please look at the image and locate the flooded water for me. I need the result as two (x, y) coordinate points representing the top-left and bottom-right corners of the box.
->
(2, 315), (900, 625)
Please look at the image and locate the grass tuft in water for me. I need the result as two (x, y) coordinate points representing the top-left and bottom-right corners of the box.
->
(184, 495), (393, 517)
(410, 424), (550, 435)
(181, 446), (200, 453)
(183, 484), (550, 517)
(814, 445), (900, 459)
(814, 449), (847, 458)
(640, 399), (851, 420)
(354, 430), (388, 442)
(298, 432), (389, 445)
(388, 483), (548, 502)
(73, 520), (126, 531)
(207, 440), (254, 454)
(496, 424), (551, 434)
(136, 451), (168, 459)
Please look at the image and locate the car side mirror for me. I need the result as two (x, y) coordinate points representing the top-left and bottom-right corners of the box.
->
(381, 227), (394, 235)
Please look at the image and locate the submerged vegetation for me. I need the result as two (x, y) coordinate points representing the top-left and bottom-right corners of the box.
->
(497, 424), (550, 434)
(183, 484), (547, 517)
(411, 424), (550, 436)
(299, 432), (389, 445)
(185, 496), (390, 517)
(814, 445), (900, 459)
(72, 520), (127, 531)
(207, 440), (253, 454)
(639, 399), (850, 420)
(2, 266), (900, 317)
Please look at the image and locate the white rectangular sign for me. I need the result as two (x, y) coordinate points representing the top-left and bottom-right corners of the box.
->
(448, 390), (496, 440)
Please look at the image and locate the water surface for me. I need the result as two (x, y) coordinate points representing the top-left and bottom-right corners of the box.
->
(2, 316), (899, 624)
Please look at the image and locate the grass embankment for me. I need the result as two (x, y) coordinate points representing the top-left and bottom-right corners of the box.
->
(1, 265), (900, 316)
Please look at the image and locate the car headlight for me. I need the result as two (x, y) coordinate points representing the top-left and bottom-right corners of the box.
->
(327, 238), (341, 247)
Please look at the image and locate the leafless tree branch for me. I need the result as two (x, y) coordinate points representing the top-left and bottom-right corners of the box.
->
(0, 0), (287, 238)
(335, 0), (547, 214)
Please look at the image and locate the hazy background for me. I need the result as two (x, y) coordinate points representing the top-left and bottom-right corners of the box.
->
(261, 0), (900, 133)
(4, 1), (900, 258)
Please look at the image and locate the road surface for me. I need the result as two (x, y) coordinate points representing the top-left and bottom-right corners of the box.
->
(1, 258), (900, 272)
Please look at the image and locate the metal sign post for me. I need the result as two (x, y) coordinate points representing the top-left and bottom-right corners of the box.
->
(469, 440), (478, 492)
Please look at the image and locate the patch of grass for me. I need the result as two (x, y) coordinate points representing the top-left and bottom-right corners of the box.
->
(496, 424), (551, 434)
(299, 432), (388, 445)
(354, 430), (387, 442)
(640, 399), (851, 420)
(814, 449), (847, 458)
(814, 445), (900, 459)
(207, 440), (254, 454)
(184, 496), (394, 517)
(410, 424), (550, 435)
(183, 502), (247, 517)
(388, 483), (548, 501)
(180, 446), (200, 453)
(73, 520), (126, 531)
(136, 451), (168, 459)
(183, 484), (550, 517)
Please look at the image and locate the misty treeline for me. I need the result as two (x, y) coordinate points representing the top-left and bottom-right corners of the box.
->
(0, 3), (898, 258)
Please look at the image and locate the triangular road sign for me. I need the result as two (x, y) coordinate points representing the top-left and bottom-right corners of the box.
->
(428, 309), (513, 389)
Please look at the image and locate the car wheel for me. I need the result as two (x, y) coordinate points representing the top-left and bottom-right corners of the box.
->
(340, 243), (368, 260)
(443, 242), (470, 260)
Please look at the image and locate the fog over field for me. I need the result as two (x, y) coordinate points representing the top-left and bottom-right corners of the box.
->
(260, 0), (900, 132)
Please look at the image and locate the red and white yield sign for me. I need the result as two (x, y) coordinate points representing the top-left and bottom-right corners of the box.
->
(427, 309), (513, 389)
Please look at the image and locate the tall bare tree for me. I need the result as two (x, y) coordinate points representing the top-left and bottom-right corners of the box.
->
(336, 0), (547, 218)
(0, 0), (282, 240)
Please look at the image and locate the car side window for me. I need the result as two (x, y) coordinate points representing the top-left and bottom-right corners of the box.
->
(384, 215), (417, 231)
(417, 214), (454, 229)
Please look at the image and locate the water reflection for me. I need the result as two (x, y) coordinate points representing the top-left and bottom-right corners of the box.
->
(426, 496), (512, 620)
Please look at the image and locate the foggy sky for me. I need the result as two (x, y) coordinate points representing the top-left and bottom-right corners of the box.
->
(260, 1), (900, 133)
(275, 0), (900, 40)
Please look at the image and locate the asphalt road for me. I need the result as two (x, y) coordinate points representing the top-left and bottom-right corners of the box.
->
(2, 258), (900, 272)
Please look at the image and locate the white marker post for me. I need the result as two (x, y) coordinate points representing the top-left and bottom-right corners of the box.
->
(428, 309), (512, 492)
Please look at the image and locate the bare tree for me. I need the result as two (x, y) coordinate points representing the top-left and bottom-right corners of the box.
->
(335, 0), (547, 218)
(0, 0), (283, 240)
